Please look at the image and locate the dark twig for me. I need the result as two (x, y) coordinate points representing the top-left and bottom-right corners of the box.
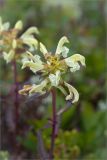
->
(36, 99), (72, 159)
(12, 59), (19, 129)
(50, 89), (57, 159)
(57, 101), (72, 116)
(37, 130), (49, 160)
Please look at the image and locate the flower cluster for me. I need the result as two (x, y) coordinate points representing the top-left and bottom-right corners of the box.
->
(19, 36), (86, 103)
(0, 17), (39, 63)
(0, 17), (85, 103)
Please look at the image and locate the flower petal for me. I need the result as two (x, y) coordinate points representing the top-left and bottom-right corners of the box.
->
(26, 51), (43, 63)
(70, 54), (85, 66)
(40, 42), (48, 56)
(3, 50), (15, 63)
(12, 39), (17, 49)
(14, 20), (23, 30)
(55, 36), (69, 55)
(29, 80), (47, 95)
(19, 80), (47, 96)
(61, 46), (69, 58)
(3, 22), (10, 31)
(0, 17), (10, 32)
(22, 36), (38, 50)
(19, 85), (32, 95)
(49, 70), (60, 87)
(64, 82), (79, 103)
(22, 27), (39, 37)
(22, 61), (44, 73)
(65, 54), (85, 72)
(22, 52), (44, 73)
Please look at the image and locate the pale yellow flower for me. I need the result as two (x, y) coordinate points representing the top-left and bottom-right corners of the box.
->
(0, 17), (39, 63)
(22, 51), (44, 73)
(19, 80), (47, 96)
(19, 36), (86, 103)
(49, 70), (61, 87)
(0, 17), (10, 32)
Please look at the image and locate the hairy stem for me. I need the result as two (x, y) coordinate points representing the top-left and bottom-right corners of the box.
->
(12, 59), (19, 128)
(50, 89), (57, 159)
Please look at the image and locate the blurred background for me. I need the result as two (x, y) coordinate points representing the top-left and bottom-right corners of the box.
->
(0, 0), (106, 159)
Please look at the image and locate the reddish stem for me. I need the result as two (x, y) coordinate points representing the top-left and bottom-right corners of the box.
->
(50, 88), (57, 159)
(12, 59), (19, 128)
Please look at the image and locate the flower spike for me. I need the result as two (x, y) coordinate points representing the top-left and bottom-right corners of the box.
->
(19, 36), (85, 104)
(0, 17), (39, 63)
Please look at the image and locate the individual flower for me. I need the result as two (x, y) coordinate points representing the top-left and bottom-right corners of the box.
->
(0, 17), (39, 63)
(19, 36), (86, 103)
